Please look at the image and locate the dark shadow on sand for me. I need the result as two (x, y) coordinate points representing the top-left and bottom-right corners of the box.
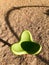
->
(44, 9), (49, 16)
(5, 7), (20, 41)
(0, 38), (49, 65)
(0, 38), (11, 47)
(36, 55), (49, 65)
(2, 5), (49, 65)
(5, 6), (49, 41)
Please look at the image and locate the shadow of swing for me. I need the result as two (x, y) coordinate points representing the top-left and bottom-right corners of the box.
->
(36, 55), (49, 65)
(0, 38), (11, 47)
(5, 6), (49, 42)
(0, 38), (49, 65)
(0, 6), (49, 65)
(5, 7), (20, 41)
(44, 9), (49, 16)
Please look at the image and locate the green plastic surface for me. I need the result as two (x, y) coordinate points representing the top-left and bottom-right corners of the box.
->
(11, 30), (42, 55)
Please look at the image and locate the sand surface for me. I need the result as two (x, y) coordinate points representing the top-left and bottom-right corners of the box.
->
(0, 0), (49, 65)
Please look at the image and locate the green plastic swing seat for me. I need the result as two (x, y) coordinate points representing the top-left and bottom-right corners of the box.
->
(11, 30), (42, 55)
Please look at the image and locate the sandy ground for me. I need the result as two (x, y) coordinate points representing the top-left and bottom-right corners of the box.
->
(0, 0), (49, 65)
